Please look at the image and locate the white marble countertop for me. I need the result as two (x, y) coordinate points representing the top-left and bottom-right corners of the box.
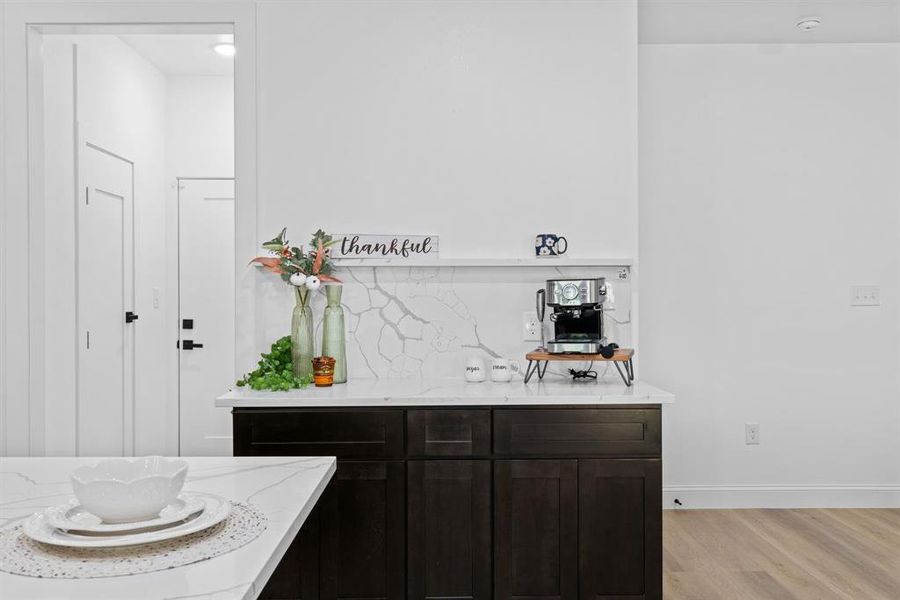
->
(216, 378), (674, 408)
(0, 456), (336, 600)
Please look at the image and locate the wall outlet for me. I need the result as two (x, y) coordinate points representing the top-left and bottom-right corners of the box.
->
(152, 287), (160, 309)
(523, 312), (541, 341)
(850, 285), (880, 306)
(745, 423), (760, 445)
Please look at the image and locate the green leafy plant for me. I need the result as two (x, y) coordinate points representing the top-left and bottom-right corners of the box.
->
(236, 336), (312, 391)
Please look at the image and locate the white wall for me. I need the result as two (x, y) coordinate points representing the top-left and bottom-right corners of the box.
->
(248, 0), (639, 365)
(640, 43), (900, 507)
(41, 35), (170, 456)
(166, 75), (234, 179)
(255, 0), (637, 260)
(0, 3), (7, 455)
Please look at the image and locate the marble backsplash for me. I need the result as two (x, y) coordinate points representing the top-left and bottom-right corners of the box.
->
(254, 265), (632, 381)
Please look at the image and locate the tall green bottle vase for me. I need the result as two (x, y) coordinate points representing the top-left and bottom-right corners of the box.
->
(291, 287), (315, 379)
(321, 284), (347, 383)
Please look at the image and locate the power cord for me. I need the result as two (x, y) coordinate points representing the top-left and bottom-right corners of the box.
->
(569, 361), (597, 380)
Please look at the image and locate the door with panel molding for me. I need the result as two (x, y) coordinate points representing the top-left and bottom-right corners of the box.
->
(178, 178), (235, 456)
(76, 134), (136, 456)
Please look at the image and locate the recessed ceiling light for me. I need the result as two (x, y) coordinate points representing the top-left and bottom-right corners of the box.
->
(796, 18), (821, 31)
(212, 42), (236, 57)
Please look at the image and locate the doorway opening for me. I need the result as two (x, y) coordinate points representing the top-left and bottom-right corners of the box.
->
(30, 24), (236, 457)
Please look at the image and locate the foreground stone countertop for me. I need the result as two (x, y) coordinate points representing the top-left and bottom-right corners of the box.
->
(216, 378), (675, 407)
(0, 456), (336, 600)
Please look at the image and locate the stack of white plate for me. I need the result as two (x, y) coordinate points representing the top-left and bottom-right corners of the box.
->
(24, 492), (231, 548)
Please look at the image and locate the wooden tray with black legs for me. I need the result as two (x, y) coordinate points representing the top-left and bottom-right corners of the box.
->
(524, 348), (635, 386)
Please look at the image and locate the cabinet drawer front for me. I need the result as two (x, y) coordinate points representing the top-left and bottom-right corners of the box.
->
(234, 409), (404, 458)
(494, 409), (660, 457)
(407, 409), (491, 456)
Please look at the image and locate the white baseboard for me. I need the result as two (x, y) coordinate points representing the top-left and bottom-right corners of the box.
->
(663, 484), (900, 509)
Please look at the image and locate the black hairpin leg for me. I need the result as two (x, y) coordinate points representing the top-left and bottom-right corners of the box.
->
(524, 360), (548, 384)
(613, 360), (634, 387)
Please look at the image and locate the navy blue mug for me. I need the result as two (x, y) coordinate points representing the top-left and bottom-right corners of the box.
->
(535, 234), (568, 257)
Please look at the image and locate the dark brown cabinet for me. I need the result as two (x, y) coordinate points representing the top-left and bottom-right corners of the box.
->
(408, 460), (491, 600)
(320, 461), (406, 600)
(494, 460), (578, 600)
(579, 459), (662, 600)
(235, 405), (662, 600)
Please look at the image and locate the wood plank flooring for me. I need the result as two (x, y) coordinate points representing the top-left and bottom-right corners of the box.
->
(664, 509), (900, 599)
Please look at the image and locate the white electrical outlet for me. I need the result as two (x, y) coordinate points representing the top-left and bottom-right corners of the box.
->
(523, 312), (541, 341)
(152, 287), (160, 309)
(745, 423), (760, 445)
(850, 285), (880, 306)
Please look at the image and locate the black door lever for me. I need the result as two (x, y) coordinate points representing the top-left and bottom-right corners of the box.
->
(125, 311), (139, 323)
(180, 340), (204, 350)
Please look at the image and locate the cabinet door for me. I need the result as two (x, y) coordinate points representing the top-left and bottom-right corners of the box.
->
(579, 459), (662, 600)
(494, 460), (577, 600)
(408, 460), (491, 600)
(319, 461), (405, 600)
(260, 504), (320, 600)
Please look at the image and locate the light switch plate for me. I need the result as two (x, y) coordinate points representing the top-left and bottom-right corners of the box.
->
(850, 285), (880, 306)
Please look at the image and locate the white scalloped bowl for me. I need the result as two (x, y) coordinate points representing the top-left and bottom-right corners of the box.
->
(70, 457), (188, 523)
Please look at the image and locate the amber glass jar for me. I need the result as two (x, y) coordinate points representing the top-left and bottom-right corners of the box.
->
(312, 356), (336, 387)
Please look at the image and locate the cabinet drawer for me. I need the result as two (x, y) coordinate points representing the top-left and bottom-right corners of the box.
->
(234, 409), (404, 458)
(494, 408), (660, 457)
(407, 409), (490, 456)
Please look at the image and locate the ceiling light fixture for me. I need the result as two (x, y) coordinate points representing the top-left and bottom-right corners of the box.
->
(212, 42), (236, 57)
(796, 17), (821, 31)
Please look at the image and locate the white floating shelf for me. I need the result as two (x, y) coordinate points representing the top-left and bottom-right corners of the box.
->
(331, 257), (633, 268)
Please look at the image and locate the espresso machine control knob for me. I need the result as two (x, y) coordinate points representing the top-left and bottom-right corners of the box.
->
(562, 283), (580, 301)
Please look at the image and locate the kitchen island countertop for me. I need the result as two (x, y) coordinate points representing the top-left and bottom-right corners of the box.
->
(0, 456), (336, 600)
(216, 378), (674, 408)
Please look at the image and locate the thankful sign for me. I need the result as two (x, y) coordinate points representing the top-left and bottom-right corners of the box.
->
(333, 234), (439, 260)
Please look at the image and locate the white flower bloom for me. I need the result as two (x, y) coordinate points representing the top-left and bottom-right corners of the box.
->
(290, 273), (307, 287)
(539, 247), (551, 256)
(305, 275), (321, 290)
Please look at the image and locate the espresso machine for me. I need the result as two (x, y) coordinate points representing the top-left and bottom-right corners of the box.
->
(528, 277), (632, 385)
(538, 278), (608, 354)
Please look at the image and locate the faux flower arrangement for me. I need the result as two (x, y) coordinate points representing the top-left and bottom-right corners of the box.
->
(250, 228), (342, 289)
(237, 228), (346, 391)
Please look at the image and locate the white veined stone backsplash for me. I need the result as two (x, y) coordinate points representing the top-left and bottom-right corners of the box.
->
(254, 265), (632, 380)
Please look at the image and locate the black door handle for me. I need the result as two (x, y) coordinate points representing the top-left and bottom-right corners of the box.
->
(125, 311), (139, 323)
(180, 340), (204, 350)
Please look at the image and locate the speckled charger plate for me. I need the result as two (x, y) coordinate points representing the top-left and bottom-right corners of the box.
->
(0, 502), (266, 579)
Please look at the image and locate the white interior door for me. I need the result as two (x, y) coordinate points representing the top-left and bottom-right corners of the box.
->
(77, 135), (135, 456)
(178, 178), (235, 456)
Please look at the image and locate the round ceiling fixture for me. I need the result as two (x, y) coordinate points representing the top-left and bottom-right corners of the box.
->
(212, 42), (236, 57)
(796, 17), (821, 31)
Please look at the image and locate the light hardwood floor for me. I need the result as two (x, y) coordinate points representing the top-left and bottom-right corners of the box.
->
(663, 509), (900, 599)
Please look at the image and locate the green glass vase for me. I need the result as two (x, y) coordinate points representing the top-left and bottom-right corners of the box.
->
(291, 287), (314, 379)
(321, 284), (347, 383)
